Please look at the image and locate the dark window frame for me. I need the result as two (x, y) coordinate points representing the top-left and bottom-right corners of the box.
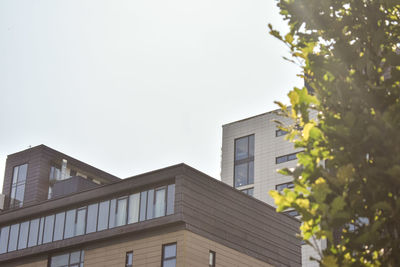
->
(153, 186), (168, 218)
(49, 249), (84, 267)
(275, 129), (288, 137)
(162, 242), (177, 267)
(275, 152), (303, 164)
(10, 163), (28, 208)
(234, 134), (255, 188)
(125, 251), (133, 267)
(240, 187), (254, 196)
(283, 210), (299, 217)
(275, 182), (294, 192)
(209, 250), (216, 267)
(1, 183), (175, 255)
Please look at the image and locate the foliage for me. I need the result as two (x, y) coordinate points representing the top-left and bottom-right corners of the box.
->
(268, 0), (400, 266)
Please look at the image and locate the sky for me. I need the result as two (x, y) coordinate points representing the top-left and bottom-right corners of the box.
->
(0, 0), (302, 188)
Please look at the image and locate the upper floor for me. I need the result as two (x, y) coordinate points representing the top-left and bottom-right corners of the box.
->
(221, 110), (301, 206)
(1, 145), (120, 210)
(0, 146), (301, 267)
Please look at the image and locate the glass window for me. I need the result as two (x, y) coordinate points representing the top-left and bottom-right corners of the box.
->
(49, 166), (61, 181)
(276, 182), (294, 192)
(128, 193), (140, 224)
(53, 212), (65, 241)
(10, 164), (28, 208)
(235, 137), (248, 160)
(146, 189), (154, 220)
(209, 250), (216, 267)
(154, 187), (166, 218)
(64, 209), (76, 239)
(8, 223), (19, 252)
(97, 200), (110, 231)
(234, 135), (254, 188)
(248, 161), (254, 184)
(276, 155), (287, 164)
(0, 184), (175, 254)
(15, 186), (25, 204)
(241, 188), (254, 196)
(50, 250), (84, 267)
(38, 217), (44, 245)
(248, 188), (254, 196)
(126, 251), (133, 267)
(28, 218), (39, 247)
(70, 250), (81, 264)
(17, 164), (28, 182)
(284, 210), (299, 217)
(234, 163), (248, 187)
(0, 226), (10, 254)
(86, 203), (98, 234)
(51, 253), (69, 267)
(276, 152), (301, 164)
(166, 184), (175, 216)
(108, 199), (116, 229)
(248, 135), (254, 157)
(76, 208), (86, 236)
(139, 191), (147, 221)
(276, 129), (288, 137)
(162, 243), (177, 267)
(18, 221), (29, 250)
(116, 197), (128, 227)
(288, 153), (297, 161)
(43, 215), (55, 243)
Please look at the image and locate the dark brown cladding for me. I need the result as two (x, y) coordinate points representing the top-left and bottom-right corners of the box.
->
(179, 166), (301, 267)
(0, 163), (300, 267)
(2, 145), (120, 208)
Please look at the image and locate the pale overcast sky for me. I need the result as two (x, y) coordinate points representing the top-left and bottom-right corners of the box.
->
(0, 0), (301, 188)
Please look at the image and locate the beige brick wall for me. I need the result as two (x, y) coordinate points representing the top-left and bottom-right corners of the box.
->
(184, 231), (273, 267)
(9, 230), (275, 267)
(85, 230), (273, 267)
(84, 230), (185, 267)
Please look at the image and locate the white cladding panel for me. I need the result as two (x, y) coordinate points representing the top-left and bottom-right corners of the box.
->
(220, 110), (320, 267)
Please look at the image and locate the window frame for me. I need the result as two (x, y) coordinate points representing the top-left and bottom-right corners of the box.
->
(153, 186), (168, 218)
(0, 183), (175, 255)
(275, 182), (294, 192)
(161, 242), (177, 267)
(49, 249), (84, 267)
(209, 250), (216, 267)
(283, 210), (299, 217)
(240, 187), (254, 196)
(125, 251), (133, 267)
(275, 151), (303, 164)
(233, 135), (255, 188)
(275, 129), (288, 137)
(10, 163), (28, 208)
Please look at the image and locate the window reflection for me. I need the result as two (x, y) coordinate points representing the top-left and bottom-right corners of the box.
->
(154, 187), (166, 218)
(0, 184), (175, 254)
(10, 164), (28, 208)
(18, 221), (29, 250)
(234, 135), (255, 188)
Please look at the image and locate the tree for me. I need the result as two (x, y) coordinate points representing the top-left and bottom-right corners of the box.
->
(268, 1), (400, 266)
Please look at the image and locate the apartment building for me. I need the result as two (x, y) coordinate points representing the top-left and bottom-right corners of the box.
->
(220, 111), (321, 267)
(0, 145), (300, 267)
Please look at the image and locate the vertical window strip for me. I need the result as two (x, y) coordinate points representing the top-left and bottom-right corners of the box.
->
(125, 251), (133, 267)
(209, 250), (216, 267)
(10, 164), (28, 208)
(234, 135), (255, 188)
